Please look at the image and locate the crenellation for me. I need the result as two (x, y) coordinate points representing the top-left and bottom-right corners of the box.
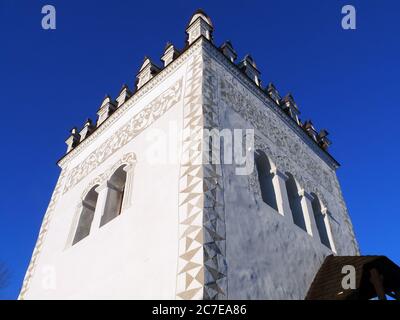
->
(238, 54), (261, 87)
(62, 9), (333, 157)
(186, 9), (213, 45)
(79, 119), (95, 142)
(97, 95), (117, 126)
(219, 41), (237, 63)
(266, 82), (281, 105)
(65, 127), (80, 153)
(116, 84), (132, 107)
(280, 93), (301, 125)
(317, 129), (331, 151)
(136, 57), (161, 90)
(161, 43), (180, 67)
(302, 120), (319, 142)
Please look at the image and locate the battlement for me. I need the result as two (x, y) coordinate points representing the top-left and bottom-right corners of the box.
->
(64, 9), (332, 157)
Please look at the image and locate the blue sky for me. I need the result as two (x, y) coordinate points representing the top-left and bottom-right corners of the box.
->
(0, 0), (399, 299)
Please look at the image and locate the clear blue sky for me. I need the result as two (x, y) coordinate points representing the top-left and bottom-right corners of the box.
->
(0, 0), (399, 300)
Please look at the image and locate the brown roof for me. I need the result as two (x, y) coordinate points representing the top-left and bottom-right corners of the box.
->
(306, 255), (400, 300)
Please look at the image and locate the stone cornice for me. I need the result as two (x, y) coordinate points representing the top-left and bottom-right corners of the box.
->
(57, 38), (203, 169)
(201, 40), (340, 170)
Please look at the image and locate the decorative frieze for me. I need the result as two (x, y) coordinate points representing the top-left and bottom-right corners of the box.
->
(58, 39), (203, 168)
(63, 78), (183, 194)
(215, 53), (359, 254)
(203, 40), (337, 160)
(220, 75), (336, 196)
(79, 153), (137, 200)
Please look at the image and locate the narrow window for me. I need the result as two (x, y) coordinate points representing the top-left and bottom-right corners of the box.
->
(100, 166), (127, 227)
(73, 185), (99, 245)
(285, 173), (306, 231)
(255, 150), (278, 211)
(311, 193), (332, 249)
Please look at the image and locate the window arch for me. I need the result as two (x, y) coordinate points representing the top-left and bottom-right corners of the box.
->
(255, 150), (278, 211)
(311, 193), (332, 249)
(285, 173), (307, 231)
(100, 165), (127, 227)
(73, 185), (99, 245)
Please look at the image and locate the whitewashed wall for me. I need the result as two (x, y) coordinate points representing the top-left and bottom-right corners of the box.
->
(20, 43), (203, 300)
(202, 41), (359, 299)
(20, 38), (359, 300)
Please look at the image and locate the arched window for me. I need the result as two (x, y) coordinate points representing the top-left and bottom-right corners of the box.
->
(311, 193), (332, 249)
(73, 185), (99, 245)
(100, 165), (127, 227)
(255, 150), (278, 211)
(285, 173), (307, 231)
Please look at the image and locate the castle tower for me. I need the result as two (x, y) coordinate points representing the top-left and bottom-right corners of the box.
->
(20, 10), (359, 300)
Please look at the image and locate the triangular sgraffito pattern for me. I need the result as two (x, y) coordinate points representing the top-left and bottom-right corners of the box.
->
(202, 54), (228, 300)
(176, 52), (205, 300)
(177, 48), (228, 300)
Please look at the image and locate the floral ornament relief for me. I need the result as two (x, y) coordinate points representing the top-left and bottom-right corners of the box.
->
(63, 78), (183, 194)
(215, 58), (359, 254)
(219, 76), (336, 197)
(80, 153), (137, 199)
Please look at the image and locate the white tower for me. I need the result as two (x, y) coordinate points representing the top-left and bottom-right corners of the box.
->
(20, 10), (359, 300)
